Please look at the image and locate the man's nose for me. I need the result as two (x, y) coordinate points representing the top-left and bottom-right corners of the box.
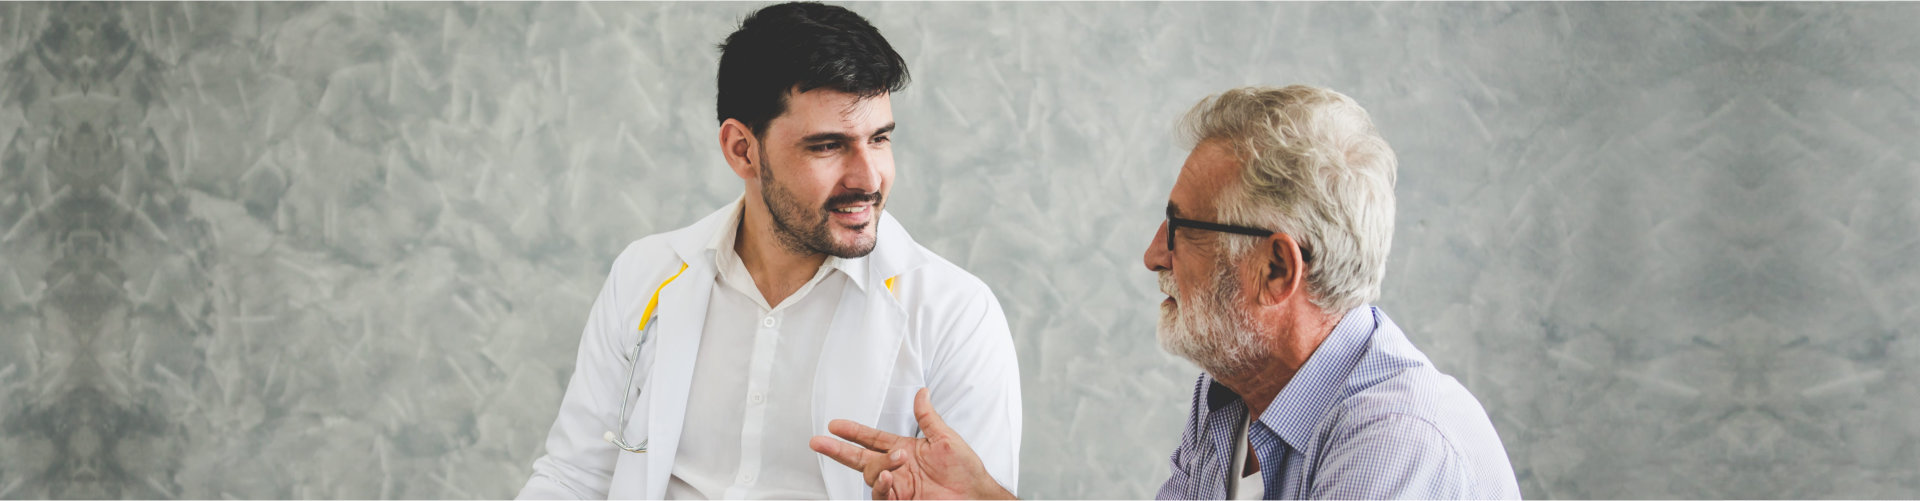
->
(842, 146), (883, 192)
(1145, 220), (1172, 272)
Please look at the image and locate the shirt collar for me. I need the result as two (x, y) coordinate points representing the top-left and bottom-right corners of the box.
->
(1258, 305), (1378, 450)
(705, 195), (869, 290)
(1203, 305), (1379, 450)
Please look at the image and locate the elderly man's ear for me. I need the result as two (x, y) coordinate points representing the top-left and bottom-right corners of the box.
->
(1259, 234), (1308, 306)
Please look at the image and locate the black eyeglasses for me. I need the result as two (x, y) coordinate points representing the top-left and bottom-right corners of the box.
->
(1165, 207), (1311, 262)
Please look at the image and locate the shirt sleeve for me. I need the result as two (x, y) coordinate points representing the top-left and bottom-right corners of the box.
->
(1308, 413), (1469, 500)
(923, 283), (1024, 495)
(517, 254), (639, 499)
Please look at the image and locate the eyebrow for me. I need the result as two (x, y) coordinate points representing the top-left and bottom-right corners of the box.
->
(799, 122), (896, 144)
(1166, 202), (1182, 217)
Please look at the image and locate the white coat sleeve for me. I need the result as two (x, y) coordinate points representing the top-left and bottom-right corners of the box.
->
(518, 255), (636, 499)
(925, 284), (1023, 495)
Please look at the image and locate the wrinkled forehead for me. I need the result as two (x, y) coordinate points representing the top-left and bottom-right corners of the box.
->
(1168, 139), (1241, 218)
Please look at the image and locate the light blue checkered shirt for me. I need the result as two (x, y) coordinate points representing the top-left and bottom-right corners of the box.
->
(1156, 306), (1522, 500)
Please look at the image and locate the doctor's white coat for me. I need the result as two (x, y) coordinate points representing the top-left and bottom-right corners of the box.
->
(518, 205), (1022, 499)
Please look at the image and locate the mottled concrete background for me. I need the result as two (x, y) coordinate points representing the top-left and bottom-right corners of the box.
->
(1, 2), (1917, 499)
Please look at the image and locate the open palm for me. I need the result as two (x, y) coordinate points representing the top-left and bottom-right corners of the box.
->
(809, 388), (1016, 500)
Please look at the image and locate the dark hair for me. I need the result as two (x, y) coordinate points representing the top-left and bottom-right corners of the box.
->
(716, 2), (910, 137)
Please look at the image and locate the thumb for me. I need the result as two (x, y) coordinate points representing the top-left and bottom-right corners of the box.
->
(912, 388), (959, 441)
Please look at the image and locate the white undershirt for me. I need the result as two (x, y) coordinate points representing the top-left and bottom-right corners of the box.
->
(1232, 417), (1264, 500)
(664, 199), (863, 500)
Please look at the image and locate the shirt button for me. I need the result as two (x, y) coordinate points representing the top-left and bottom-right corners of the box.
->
(750, 392), (765, 404)
(761, 316), (776, 328)
(739, 473), (755, 484)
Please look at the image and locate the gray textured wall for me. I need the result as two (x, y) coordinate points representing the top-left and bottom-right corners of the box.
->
(2, 2), (1918, 499)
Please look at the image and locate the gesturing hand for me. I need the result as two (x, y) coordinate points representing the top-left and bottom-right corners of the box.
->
(808, 388), (1016, 500)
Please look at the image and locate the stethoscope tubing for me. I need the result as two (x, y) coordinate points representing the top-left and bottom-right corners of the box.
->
(604, 262), (688, 454)
(605, 317), (653, 453)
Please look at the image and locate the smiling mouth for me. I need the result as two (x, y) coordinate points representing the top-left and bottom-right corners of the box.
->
(827, 202), (875, 229)
(824, 192), (882, 228)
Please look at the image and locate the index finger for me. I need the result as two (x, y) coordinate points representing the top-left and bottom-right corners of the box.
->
(828, 418), (911, 452)
(810, 435), (882, 475)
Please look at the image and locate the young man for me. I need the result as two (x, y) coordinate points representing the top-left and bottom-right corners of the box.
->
(518, 3), (1021, 499)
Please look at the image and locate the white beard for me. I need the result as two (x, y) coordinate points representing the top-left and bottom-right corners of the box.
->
(1156, 264), (1264, 378)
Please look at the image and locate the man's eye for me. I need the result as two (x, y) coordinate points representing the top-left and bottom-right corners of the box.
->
(807, 143), (842, 153)
(871, 135), (891, 145)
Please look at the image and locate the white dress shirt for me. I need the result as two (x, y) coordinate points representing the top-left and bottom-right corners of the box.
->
(664, 200), (858, 500)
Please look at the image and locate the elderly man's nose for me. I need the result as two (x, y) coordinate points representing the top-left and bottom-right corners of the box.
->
(1145, 221), (1172, 272)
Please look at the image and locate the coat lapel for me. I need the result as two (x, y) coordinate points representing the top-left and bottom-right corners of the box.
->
(635, 206), (732, 499)
(813, 213), (923, 500)
(641, 264), (713, 499)
(812, 276), (907, 499)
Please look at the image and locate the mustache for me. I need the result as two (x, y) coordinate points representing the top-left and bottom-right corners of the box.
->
(1159, 271), (1177, 297)
(824, 191), (883, 209)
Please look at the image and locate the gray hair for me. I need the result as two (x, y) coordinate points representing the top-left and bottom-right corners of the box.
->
(1180, 85), (1398, 315)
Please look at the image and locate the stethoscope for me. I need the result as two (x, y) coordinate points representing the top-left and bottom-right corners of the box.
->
(602, 262), (689, 453)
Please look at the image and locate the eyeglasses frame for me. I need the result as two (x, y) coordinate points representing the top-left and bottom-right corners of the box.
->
(1164, 207), (1312, 263)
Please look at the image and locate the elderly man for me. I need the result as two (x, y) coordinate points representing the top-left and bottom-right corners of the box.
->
(809, 85), (1521, 499)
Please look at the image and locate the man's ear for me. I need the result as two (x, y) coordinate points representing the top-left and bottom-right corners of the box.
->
(1260, 233), (1308, 306)
(719, 118), (760, 181)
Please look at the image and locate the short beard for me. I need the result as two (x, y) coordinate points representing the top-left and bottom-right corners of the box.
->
(1156, 260), (1265, 379)
(758, 152), (882, 259)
